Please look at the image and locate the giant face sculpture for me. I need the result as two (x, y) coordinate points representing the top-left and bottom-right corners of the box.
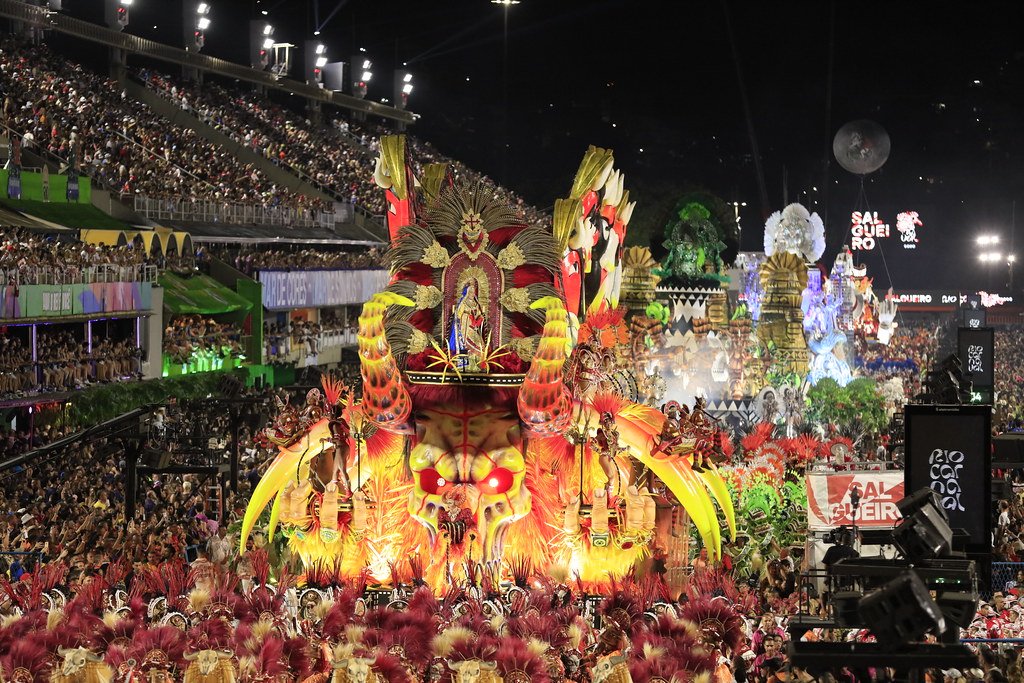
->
(408, 398), (530, 561)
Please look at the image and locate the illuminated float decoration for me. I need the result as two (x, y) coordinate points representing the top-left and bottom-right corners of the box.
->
(241, 139), (734, 587)
(757, 203), (825, 377)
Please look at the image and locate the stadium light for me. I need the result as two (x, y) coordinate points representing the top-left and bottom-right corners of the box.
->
(351, 54), (373, 99)
(315, 56), (328, 67)
(977, 234), (1000, 245)
(119, 0), (132, 5)
(187, 2), (211, 51)
(316, 44), (327, 55)
(262, 37), (275, 49)
(403, 73), (413, 83)
(263, 23), (273, 35)
(490, 0), (520, 4)
(1010, 254), (1018, 263)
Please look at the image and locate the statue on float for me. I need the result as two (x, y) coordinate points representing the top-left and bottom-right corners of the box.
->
(241, 139), (734, 587)
(758, 203), (825, 377)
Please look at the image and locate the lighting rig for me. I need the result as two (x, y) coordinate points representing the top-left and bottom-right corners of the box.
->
(789, 488), (978, 681)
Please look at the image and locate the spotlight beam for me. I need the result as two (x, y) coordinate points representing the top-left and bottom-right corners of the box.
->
(314, 0), (352, 34)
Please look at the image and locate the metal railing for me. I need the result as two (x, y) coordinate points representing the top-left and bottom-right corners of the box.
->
(263, 329), (357, 361)
(133, 195), (336, 230)
(1, 263), (157, 286)
(0, 0), (414, 123)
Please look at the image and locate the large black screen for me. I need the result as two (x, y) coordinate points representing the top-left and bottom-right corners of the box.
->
(958, 327), (995, 391)
(904, 404), (991, 551)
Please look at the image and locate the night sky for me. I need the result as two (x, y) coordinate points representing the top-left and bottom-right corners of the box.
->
(55, 0), (1024, 292)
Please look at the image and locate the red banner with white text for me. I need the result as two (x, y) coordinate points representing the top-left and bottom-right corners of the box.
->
(805, 472), (905, 530)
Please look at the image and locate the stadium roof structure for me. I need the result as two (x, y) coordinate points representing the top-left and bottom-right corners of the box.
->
(1, 198), (134, 231)
(159, 271), (253, 315)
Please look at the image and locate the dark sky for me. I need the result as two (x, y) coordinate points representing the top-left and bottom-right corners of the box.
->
(56, 0), (1024, 292)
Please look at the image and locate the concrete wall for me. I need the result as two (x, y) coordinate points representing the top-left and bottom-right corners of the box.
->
(142, 287), (164, 380)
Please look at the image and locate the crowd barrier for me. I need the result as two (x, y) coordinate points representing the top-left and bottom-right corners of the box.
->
(133, 195), (337, 230)
(990, 562), (1024, 595)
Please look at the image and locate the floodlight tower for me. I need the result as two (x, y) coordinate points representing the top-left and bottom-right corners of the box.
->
(349, 52), (372, 121)
(394, 72), (413, 110)
(304, 41), (329, 124)
(181, 2), (211, 82)
(105, 0), (131, 31)
(351, 53), (372, 99)
(251, 21), (275, 71)
(187, 2), (211, 53)
(104, 0), (132, 81)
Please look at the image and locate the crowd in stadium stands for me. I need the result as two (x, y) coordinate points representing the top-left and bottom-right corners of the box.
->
(139, 68), (551, 228)
(36, 330), (141, 390)
(0, 336), (33, 396)
(263, 312), (356, 361)
(995, 326), (1024, 427)
(0, 40), (324, 213)
(0, 387), (277, 577)
(1, 332), (140, 397)
(0, 227), (152, 285)
(855, 318), (946, 397)
(227, 246), (385, 274)
(163, 315), (244, 365)
(141, 70), (384, 214)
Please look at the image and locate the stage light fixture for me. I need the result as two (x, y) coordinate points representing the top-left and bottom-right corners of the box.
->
(315, 43), (326, 55)
(858, 571), (946, 651)
(832, 590), (863, 627)
(361, 70), (373, 81)
(892, 488), (954, 563)
(403, 73), (413, 83)
(197, 2), (209, 13)
(197, 16), (210, 29)
(362, 59), (372, 69)
(119, 0), (132, 5)
(262, 37), (274, 49)
(402, 83), (413, 94)
(315, 56), (328, 68)
(263, 23), (273, 35)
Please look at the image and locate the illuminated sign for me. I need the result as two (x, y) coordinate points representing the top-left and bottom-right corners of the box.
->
(889, 290), (1014, 309)
(979, 291), (1012, 307)
(850, 211), (890, 251)
(893, 292), (933, 304)
(896, 211), (922, 250)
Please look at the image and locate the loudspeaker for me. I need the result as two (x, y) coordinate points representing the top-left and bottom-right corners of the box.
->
(141, 449), (172, 469)
(218, 373), (244, 397)
(858, 571), (945, 649)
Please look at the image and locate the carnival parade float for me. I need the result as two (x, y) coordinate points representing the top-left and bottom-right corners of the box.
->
(241, 139), (736, 593)
(0, 141), (919, 683)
